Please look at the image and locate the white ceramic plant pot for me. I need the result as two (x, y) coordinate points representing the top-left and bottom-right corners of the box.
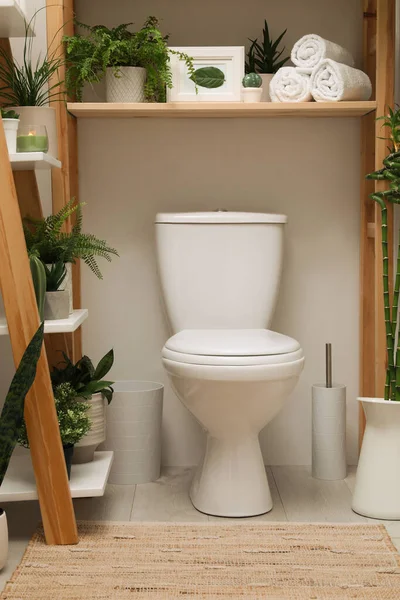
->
(73, 393), (107, 464)
(2, 118), (19, 153)
(242, 88), (263, 103)
(44, 290), (69, 320)
(259, 74), (274, 102)
(105, 67), (147, 103)
(101, 381), (163, 484)
(0, 509), (8, 571)
(46, 263), (72, 314)
(352, 397), (400, 519)
(10, 106), (58, 158)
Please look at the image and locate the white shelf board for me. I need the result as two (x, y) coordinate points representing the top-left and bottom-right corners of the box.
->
(0, 451), (114, 502)
(9, 152), (61, 170)
(0, 308), (88, 335)
(0, 0), (34, 37)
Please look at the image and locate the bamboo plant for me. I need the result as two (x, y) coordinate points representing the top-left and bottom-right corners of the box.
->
(367, 106), (400, 401)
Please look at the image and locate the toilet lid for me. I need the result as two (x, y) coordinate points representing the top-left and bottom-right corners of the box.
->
(164, 329), (300, 357)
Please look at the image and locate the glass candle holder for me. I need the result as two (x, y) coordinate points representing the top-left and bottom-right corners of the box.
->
(16, 125), (49, 153)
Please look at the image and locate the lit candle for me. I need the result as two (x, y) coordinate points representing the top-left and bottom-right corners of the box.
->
(17, 127), (49, 153)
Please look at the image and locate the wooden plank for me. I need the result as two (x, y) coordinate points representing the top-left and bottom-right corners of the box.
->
(0, 118), (77, 545)
(374, 0), (395, 397)
(360, 0), (378, 446)
(67, 101), (377, 119)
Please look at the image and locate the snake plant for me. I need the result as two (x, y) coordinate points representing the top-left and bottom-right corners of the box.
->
(0, 323), (44, 486)
(367, 106), (400, 400)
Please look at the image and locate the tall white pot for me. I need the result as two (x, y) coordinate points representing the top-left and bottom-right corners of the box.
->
(0, 510), (8, 571)
(352, 397), (400, 519)
(106, 67), (147, 103)
(72, 393), (107, 464)
(10, 106), (58, 158)
(259, 74), (274, 102)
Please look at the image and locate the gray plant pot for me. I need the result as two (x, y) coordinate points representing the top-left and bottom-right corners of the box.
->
(44, 290), (69, 320)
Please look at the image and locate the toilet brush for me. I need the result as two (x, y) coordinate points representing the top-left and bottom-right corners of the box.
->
(312, 343), (347, 480)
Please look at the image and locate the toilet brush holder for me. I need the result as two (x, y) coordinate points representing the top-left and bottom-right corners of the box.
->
(312, 383), (347, 480)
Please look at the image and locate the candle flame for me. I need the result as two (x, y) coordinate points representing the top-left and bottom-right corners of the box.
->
(28, 130), (36, 136)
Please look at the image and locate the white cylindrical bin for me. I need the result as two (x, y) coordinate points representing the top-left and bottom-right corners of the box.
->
(102, 381), (163, 484)
(312, 383), (347, 480)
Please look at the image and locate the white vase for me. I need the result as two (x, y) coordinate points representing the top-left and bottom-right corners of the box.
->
(0, 510), (8, 571)
(259, 74), (274, 102)
(242, 88), (263, 103)
(73, 393), (107, 463)
(2, 118), (19, 153)
(9, 106), (58, 158)
(352, 397), (400, 519)
(105, 67), (147, 103)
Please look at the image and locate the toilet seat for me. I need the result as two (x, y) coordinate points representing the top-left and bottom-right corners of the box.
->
(162, 329), (303, 367)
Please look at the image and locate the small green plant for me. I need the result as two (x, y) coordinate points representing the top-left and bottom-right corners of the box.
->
(24, 198), (119, 279)
(19, 382), (91, 448)
(1, 108), (19, 119)
(29, 251), (46, 320)
(246, 20), (289, 74)
(51, 349), (115, 404)
(242, 73), (263, 88)
(366, 106), (400, 401)
(64, 17), (195, 102)
(44, 261), (67, 292)
(0, 16), (65, 106)
(0, 323), (44, 486)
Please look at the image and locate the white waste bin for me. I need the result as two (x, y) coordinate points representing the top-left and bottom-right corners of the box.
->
(103, 381), (163, 484)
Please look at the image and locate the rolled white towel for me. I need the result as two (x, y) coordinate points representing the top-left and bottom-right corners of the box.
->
(311, 59), (372, 102)
(270, 67), (312, 103)
(291, 34), (354, 70)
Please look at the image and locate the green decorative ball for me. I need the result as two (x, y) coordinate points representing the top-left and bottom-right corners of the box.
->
(242, 73), (262, 88)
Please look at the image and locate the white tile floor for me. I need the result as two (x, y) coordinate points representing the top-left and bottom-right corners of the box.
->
(1, 465), (399, 592)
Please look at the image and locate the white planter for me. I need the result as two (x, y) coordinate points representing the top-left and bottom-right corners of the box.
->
(10, 106), (58, 158)
(2, 118), (19, 153)
(242, 88), (263, 103)
(105, 67), (147, 103)
(259, 74), (274, 102)
(73, 393), (107, 464)
(46, 263), (72, 314)
(312, 383), (347, 480)
(352, 397), (400, 519)
(101, 381), (163, 484)
(0, 510), (8, 571)
(44, 290), (69, 320)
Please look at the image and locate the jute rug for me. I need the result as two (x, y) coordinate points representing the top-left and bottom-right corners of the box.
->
(1, 521), (400, 599)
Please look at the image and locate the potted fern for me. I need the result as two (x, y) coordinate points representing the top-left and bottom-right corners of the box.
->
(64, 17), (194, 103)
(24, 199), (119, 314)
(1, 109), (19, 154)
(352, 107), (400, 519)
(0, 323), (44, 571)
(245, 19), (289, 102)
(0, 17), (65, 158)
(51, 350), (114, 464)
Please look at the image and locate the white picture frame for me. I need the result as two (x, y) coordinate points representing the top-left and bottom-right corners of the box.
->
(167, 47), (245, 102)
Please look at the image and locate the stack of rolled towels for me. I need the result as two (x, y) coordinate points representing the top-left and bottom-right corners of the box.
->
(270, 34), (372, 103)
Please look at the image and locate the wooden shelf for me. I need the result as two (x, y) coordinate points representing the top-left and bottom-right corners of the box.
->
(67, 101), (377, 119)
(9, 152), (61, 170)
(0, 308), (88, 335)
(0, 451), (114, 502)
(0, 0), (33, 37)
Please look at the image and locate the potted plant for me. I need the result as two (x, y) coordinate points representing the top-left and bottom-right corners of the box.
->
(0, 323), (44, 571)
(19, 382), (91, 479)
(0, 18), (65, 158)
(24, 198), (119, 313)
(43, 261), (69, 320)
(51, 350), (114, 463)
(64, 17), (194, 103)
(245, 20), (289, 102)
(1, 108), (19, 154)
(242, 73), (263, 103)
(352, 107), (400, 519)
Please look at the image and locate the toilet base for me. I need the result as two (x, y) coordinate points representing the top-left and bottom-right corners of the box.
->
(190, 434), (273, 517)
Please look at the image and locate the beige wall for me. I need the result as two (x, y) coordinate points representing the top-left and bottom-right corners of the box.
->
(76, 0), (362, 466)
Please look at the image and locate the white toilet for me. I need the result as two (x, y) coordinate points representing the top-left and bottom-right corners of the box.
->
(155, 211), (304, 517)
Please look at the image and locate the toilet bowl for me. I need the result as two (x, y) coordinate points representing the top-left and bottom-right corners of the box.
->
(155, 212), (304, 517)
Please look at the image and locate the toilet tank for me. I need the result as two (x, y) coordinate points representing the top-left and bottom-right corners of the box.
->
(155, 212), (287, 332)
